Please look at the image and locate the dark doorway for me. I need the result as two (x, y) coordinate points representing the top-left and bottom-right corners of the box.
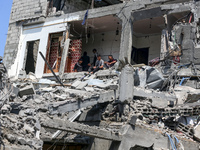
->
(131, 47), (149, 65)
(25, 40), (39, 74)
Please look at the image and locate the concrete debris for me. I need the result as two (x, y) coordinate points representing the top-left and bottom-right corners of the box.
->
(87, 79), (104, 86)
(135, 66), (165, 90)
(18, 70), (27, 79)
(119, 65), (134, 103)
(2, 63), (200, 149)
(194, 125), (200, 142)
(84, 87), (95, 92)
(71, 80), (82, 89)
(151, 97), (168, 108)
(175, 86), (200, 104)
(18, 84), (35, 97)
(41, 117), (122, 141)
(76, 80), (88, 90)
(3, 0), (200, 149)
(2, 64), (200, 150)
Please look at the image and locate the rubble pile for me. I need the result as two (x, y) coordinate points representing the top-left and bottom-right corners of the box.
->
(1, 63), (200, 149)
(0, 69), (120, 149)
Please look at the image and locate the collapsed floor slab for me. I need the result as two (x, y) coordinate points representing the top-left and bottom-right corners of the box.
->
(41, 117), (122, 142)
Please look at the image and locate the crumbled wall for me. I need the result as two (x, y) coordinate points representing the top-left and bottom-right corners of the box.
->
(3, 23), (21, 69)
(62, 0), (88, 14)
(3, 0), (48, 69)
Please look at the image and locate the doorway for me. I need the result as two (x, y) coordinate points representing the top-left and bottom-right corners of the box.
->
(132, 47), (149, 65)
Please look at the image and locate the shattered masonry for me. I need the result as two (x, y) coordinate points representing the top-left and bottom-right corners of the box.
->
(2, 0), (200, 149)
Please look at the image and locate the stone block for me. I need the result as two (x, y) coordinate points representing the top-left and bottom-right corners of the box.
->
(151, 97), (168, 108)
(76, 81), (88, 90)
(19, 84), (35, 97)
(71, 80), (82, 89)
(84, 87), (94, 92)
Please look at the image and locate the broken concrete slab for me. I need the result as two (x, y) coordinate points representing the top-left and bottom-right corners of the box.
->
(119, 65), (134, 103)
(95, 70), (118, 78)
(76, 81), (88, 90)
(41, 117), (122, 141)
(66, 88), (94, 98)
(18, 84), (35, 97)
(96, 79), (113, 89)
(136, 66), (165, 90)
(151, 97), (168, 108)
(48, 90), (115, 114)
(134, 87), (176, 102)
(84, 87), (95, 92)
(71, 80), (82, 89)
(174, 86), (200, 103)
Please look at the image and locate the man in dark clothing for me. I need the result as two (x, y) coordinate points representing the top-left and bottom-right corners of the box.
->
(104, 55), (117, 68)
(92, 49), (98, 66)
(73, 59), (83, 72)
(90, 55), (104, 74)
(81, 52), (90, 71)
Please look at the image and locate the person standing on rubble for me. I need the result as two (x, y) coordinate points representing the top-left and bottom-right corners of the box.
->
(104, 55), (117, 68)
(73, 59), (83, 72)
(81, 51), (90, 71)
(89, 55), (104, 74)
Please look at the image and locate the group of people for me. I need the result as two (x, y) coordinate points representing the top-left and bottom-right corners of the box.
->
(73, 49), (117, 74)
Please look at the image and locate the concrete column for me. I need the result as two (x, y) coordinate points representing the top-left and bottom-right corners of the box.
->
(119, 65), (134, 103)
(59, 25), (70, 79)
(118, 10), (133, 63)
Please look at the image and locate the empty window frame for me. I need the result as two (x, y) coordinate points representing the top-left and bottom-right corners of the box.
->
(44, 32), (63, 73)
(24, 40), (40, 74)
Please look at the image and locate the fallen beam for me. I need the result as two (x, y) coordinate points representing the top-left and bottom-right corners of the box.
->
(41, 118), (122, 141)
(48, 90), (116, 114)
(39, 52), (64, 87)
(134, 87), (176, 101)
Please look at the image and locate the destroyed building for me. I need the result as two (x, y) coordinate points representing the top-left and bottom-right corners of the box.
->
(2, 0), (200, 149)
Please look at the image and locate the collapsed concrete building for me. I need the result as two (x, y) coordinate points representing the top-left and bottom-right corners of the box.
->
(2, 0), (200, 149)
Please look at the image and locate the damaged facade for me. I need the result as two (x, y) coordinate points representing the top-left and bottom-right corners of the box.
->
(2, 0), (200, 149)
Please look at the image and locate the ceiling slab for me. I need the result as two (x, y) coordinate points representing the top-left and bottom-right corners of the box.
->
(133, 16), (165, 37)
(70, 15), (121, 37)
